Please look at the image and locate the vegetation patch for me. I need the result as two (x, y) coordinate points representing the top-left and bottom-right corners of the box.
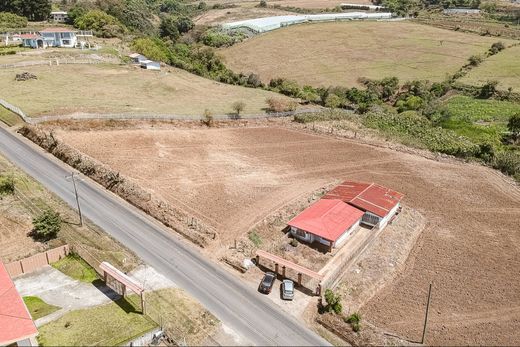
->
(37, 297), (157, 346)
(51, 253), (98, 283)
(23, 296), (60, 320)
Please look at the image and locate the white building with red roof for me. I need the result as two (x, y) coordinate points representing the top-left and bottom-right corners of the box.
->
(323, 181), (404, 228)
(288, 199), (364, 251)
(21, 27), (77, 49)
(0, 262), (38, 346)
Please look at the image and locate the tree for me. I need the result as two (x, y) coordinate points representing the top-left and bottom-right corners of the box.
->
(74, 10), (125, 38)
(232, 101), (246, 117)
(508, 113), (520, 143)
(468, 54), (483, 66)
(160, 15), (180, 41)
(0, 0), (51, 21)
(324, 289), (343, 314)
(0, 12), (27, 28)
(259, 0), (268, 7)
(479, 80), (498, 99)
(324, 94), (342, 109)
(32, 209), (61, 241)
(489, 42), (505, 55)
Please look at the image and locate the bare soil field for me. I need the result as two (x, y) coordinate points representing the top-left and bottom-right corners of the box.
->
(219, 21), (515, 87)
(0, 63), (289, 117)
(54, 123), (520, 345)
(460, 44), (520, 92)
(194, 6), (295, 25)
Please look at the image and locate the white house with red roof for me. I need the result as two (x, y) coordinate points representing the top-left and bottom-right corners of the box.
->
(21, 27), (77, 49)
(288, 199), (364, 251)
(0, 262), (38, 346)
(323, 181), (404, 229)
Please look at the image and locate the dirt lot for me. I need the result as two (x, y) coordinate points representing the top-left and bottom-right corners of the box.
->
(219, 21), (514, 87)
(194, 0), (371, 9)
(53, 123), (520, 345)
(194, 7), (296, 25)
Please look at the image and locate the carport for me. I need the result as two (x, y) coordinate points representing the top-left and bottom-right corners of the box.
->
(100, 261), (146, 313)
(255, 250), (324, 296)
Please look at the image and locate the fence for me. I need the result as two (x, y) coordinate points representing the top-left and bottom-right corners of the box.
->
(5, 245), (70, 277)
(0, 98), (31, 123)
(0, 58), (107, 70)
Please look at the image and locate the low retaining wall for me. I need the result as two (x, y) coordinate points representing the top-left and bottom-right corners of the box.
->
(0, 98), (32, 123)
(19, 125), (216, 247)
(5, 245), (69, 277)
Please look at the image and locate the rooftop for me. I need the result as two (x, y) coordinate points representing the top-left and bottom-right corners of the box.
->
(0, 262), (38, 345)
(39, 27), (76, 33)
(288, 199), (364, 242)
(323, 181), (404, 217)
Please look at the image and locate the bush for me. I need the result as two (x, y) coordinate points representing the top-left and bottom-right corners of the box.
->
(507, 113), (520, 143)
(202, 109), (214, 127)
(74, 10), (125, 38)
(489, 42), (505, 55)
(131, 37), (169, 62)
(468, 54), (483, 66)
(32, 209), (61, 241)
(493, 151), (520, 178)
(259, 0), (268, 7)
(345, 312), (361, 324)
(396, 95), (424, 112)
(266, 97), (297, 112)
(232, 101), (246, 116)
(289, 238), (298, 247)
(0, 12), (27, 29)
(324, 94), (343, 109)
(479, 80), (499, 99)
(201, 29), (245, 48)
(324, 289), (342, 314)
(269, 78), (301, 98)
(0, 175), (15, 195)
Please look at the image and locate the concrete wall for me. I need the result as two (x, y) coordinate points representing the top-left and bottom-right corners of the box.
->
(5, 245), (69, 277)
(334, 219), (361, 248)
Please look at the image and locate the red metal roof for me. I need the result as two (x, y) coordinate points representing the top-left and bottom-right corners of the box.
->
(39, 27), (76, 33)
(0, 263), (38, 345)
(323, 181), (404, 217)
(287, 199), (364, 242)
(19, 34), (40, 39)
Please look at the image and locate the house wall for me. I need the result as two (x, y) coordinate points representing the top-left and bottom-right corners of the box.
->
(333, 219), (361, 248)
(361, 211), (381, 227)
(377, 202), (400, 229)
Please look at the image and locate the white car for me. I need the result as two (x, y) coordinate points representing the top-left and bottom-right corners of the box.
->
(281, 279), (294, 300)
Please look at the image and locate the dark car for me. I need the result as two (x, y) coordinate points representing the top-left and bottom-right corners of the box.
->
(258, 272), (276, 294)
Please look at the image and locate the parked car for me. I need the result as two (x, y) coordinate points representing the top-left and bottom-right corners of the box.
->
(258, 272), (276, 294)
(281, 279), (294, 300)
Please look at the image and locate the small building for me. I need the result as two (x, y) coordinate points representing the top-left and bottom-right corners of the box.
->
(288, 199), (364, 251)
(20, 33), (46, 49)
(443, 8), (481, 15)
(50, 11), (69, 23)
(0, 262), (38, 346)
(323, 181), (404, 229)
(140, 60), (161, 70)
(39, 27), (77, 48)
(128, 53), (148, 64)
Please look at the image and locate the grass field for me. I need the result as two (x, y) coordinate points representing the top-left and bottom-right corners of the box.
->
(0, 107), (23, 126)
(219, 21), (515, 87)
(0, 63), (291, 117)
(23, 296), (61, 320)
(459, 45), (520, 92)
(440, 95), (520, 145)
(51, 254), (99, 283)
(37, 297), (157, 346)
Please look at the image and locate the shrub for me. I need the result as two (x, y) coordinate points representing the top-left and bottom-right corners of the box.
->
(345, 312), (361, 324)
(247, 73), (263, 88)
(396, 95), (424, 112)
(479, 80), (499, 99)
(32, 209), (61, 241)
(324, 94), (343, 109)
(266, 97), (297, 112)
(493, 151), (520, 178)
(202, 109), (214, 127)
(289, 238), (298, 247)
(489, 42), (505, 55)
(131, 37), (169, 62)
(468, 54), (483, 66)
(0, 12), (28, 29)
(507, 113), (520, 143)
(269, 78), (301, 98)
(0, 175), (15, 195)
(259, 0), (268, 7)
(324, 289), (342, 314)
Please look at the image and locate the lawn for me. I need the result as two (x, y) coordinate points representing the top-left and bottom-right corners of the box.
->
(459, 44), (520, 92)
(219, 21), (515, 87)
(23, 296), (61, 320)
(0, 107), (22, 126)
(0, 63), (291, 117)
(440, 95), (520, 145)
(37, 297), (157, 346)
(51, 253), (99, 283)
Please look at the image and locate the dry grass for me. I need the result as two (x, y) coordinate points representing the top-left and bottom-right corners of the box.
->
(460, 44), (520, 92)
(0, 63), (290, 117)
(219, 21), (515, 87)
(194, 6), (296, 25)
(193, 0), (371, 9)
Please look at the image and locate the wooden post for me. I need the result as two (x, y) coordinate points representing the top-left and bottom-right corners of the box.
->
(275, 263), (279, 274)
(316, 284), (322, 296)
(255, 255), (260, 265)
(282, 266), (286, 277)
(297, 273), (302, 286)
(103, 271), (107, 283)
(122, 284), (126, 297)
(421, 283), (433, 344)
(141, 292), (146, 314)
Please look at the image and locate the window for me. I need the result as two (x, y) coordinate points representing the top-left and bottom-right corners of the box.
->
(62, 40), (70, 45)
(295, 228), (306, 238)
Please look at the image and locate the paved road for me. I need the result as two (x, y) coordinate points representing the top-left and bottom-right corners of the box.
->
(0, 125), (329, 346)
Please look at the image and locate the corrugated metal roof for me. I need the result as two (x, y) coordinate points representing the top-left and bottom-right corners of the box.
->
(323, 181), (404, 217)
(0, 262), (38, 345)
(288, 199), (363, 242)
(40, 27), (75, 33)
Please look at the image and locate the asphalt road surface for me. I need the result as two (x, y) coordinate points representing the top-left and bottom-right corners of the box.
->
(0, 125), (330, 346)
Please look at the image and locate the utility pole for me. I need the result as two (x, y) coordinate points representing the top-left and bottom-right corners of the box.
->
(421, 283), (433, 344)
(66, 172), (83, 226)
